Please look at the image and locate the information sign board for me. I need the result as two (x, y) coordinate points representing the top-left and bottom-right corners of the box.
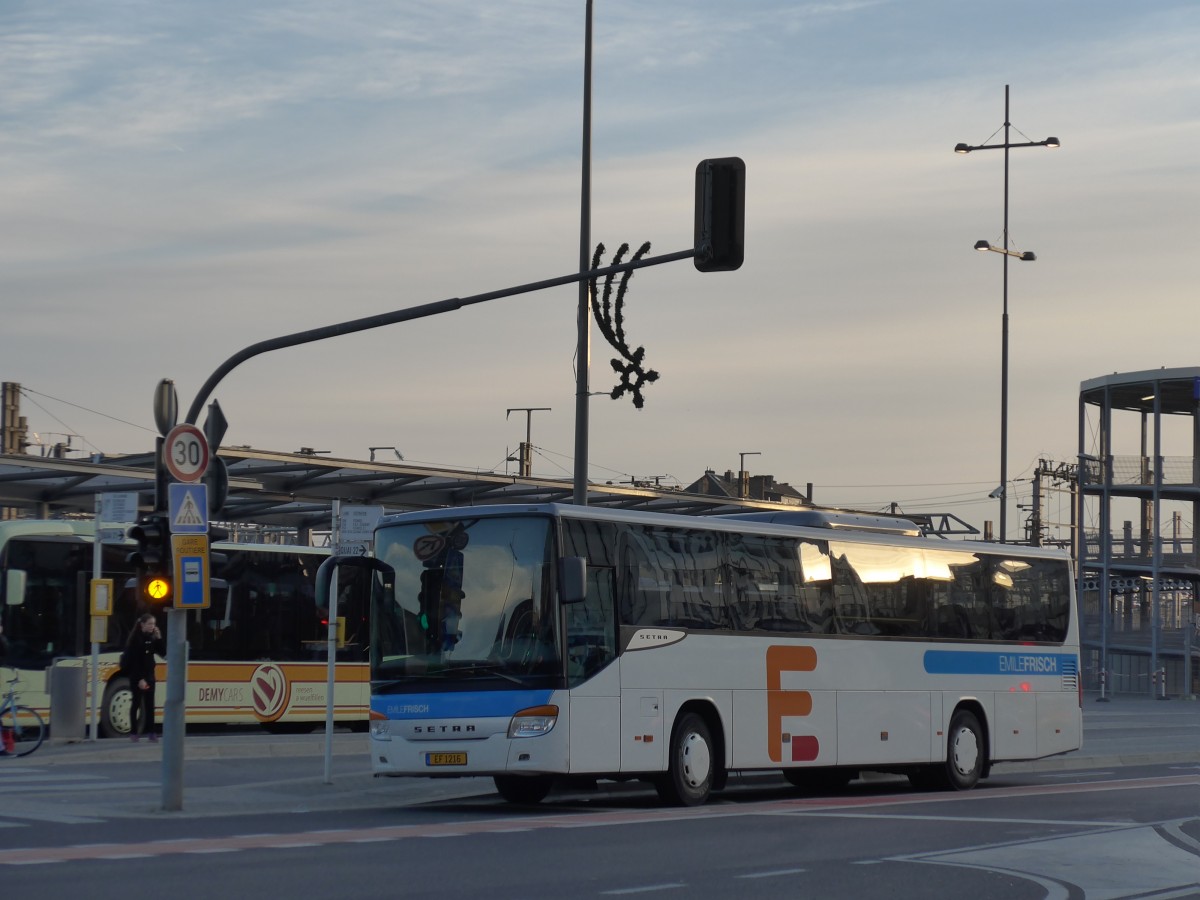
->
(171, 534), (210, 609)
(89, 578), (114, 616)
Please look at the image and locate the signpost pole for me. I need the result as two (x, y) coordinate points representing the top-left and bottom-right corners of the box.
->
(90, 495), (103, 741)
(161, 425), (209, 812)
(323, 500), (340, 784)
(161, 607), (186, 811)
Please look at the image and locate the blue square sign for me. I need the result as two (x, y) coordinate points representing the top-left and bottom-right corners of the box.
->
(168, 482), (208, 534)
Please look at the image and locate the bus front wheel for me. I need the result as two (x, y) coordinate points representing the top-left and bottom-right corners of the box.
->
(656, 711), (715, 807)
(493, 774), (554, 805)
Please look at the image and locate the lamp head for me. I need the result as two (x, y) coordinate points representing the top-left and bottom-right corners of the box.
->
(954, 143), (972, 154)
(974, 240), (991, 251)
(1019, 251), (1037, 261)
(1044, 136), (1061, 149)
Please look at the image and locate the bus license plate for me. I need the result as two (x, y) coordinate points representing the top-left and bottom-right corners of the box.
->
(426, 752), (467, 767)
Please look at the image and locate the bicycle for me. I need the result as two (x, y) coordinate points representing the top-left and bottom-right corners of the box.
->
(0, 668), (46, 757)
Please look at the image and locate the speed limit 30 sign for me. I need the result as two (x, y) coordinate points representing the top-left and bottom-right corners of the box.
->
(163, 424), (210, 483)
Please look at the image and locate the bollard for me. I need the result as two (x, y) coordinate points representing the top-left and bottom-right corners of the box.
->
(1097, 667), (1109, 702)
(1158, 667), (1169, 701)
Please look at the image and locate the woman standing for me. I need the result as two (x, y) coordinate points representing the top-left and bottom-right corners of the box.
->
(123, 613), (165, 741)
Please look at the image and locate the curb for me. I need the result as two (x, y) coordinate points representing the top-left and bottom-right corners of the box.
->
(33, 733), (369, 766)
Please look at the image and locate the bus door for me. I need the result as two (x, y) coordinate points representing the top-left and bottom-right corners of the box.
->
(565, 563), (620, 772)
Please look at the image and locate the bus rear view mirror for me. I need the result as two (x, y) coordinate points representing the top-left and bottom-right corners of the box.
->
(559, 556), (587, 605)
(6, 569), (26, 606)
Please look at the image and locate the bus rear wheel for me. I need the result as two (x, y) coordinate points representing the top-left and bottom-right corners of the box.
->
(100, 676), (132, 739)
(912, 708), (985, 791)
(945, 709), (985, 790)
(493, 774), (554, 805)
(656, 711), (716, 807)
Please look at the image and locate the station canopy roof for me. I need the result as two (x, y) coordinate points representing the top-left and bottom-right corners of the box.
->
(0, 447), (811, 533)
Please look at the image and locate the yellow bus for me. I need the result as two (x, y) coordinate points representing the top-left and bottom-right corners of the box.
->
(0, 519), (369, 737)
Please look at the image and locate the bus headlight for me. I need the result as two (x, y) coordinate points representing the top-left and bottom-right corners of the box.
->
(507, 705), (559, 739)
(369, 711), (391, 741)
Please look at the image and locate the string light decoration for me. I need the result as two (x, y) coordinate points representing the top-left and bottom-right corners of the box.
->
(589, 241), (659, 409)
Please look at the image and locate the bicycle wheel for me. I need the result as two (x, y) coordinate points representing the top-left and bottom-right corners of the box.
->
(2, 705), (46, 757)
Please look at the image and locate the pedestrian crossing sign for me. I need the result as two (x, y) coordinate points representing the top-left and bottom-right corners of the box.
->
(168, 482), (208, 534)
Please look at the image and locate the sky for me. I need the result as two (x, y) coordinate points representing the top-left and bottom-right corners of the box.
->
(3, 1), (1198, 541)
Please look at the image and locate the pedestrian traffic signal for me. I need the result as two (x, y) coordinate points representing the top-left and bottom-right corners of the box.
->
(141, 573), (173, 604)
(694, 157), (745, 272)
(128, 515), (173, 605)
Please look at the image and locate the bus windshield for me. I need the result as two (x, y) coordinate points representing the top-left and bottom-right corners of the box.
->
(370, 515), (559, 692)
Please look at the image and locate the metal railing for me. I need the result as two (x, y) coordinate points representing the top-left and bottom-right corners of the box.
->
(1080, 455), (1198, 488)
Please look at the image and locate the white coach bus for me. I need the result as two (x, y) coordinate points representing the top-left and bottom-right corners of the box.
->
(356, 503), (1080, 806)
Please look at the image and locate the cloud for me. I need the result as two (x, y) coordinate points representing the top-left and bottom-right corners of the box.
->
(4, 0), (1198, 539)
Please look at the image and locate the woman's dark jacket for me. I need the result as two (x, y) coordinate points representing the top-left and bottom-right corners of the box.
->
(124, 630), (165, 684)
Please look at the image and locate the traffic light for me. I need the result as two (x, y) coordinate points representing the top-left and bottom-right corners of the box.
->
(128, 514), (172, 604)
(694, 157), (745, 272)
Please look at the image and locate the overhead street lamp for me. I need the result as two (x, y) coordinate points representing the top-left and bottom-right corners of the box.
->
(955, 84), (1059, 543)
(975, 240), (1035, 262)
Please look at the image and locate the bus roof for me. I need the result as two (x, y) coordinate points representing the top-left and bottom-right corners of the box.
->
(0, 519), (327, 555)
(376, 503), (1071, 561)
(717, 509), (922, 536)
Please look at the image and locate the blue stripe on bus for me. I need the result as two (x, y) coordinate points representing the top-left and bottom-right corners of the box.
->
(372, 690), (554, 719)
(923, 650), (1077, 676)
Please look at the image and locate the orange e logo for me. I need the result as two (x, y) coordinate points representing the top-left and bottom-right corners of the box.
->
(766, 645), (819, 763)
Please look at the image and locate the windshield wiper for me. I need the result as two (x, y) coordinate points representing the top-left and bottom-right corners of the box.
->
(371, 663), (528, 689)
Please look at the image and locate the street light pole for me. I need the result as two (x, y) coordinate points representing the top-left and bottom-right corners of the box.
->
(955, 85), (1058, 542)
(573, 0), (593, 506)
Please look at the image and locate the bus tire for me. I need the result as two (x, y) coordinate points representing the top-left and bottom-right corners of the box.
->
(100, 676), (133, 739)
(944, 709), (985, 790)
(493, 774), (554, 805)
(656, 711), (715, 807)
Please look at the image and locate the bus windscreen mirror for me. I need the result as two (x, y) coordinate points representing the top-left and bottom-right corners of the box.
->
(5, 569), (26, 606)
(559, 557), (587, 605)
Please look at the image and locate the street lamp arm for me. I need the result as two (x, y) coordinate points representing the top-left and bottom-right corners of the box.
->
(184, 246), (697, 425)
(974, 240), (1036, 261)
(954, 137), (1060, 154)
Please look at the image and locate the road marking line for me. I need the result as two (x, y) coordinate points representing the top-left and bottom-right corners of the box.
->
(601, 884), (686, 894)
(0, 780), (158, 794)
(736, 867), (807, 878)
(793, 812), (1133, 828)
(96, 853), (155, 860)
(0, 813), (105, 825)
